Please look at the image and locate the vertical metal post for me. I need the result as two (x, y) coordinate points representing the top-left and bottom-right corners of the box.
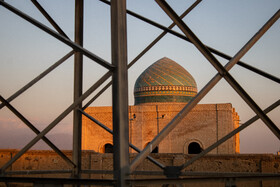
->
(73, 0), (84, 179)
(111, 0), (130, 186)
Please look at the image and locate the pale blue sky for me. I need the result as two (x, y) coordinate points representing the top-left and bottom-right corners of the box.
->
(0, 0), (279, 153)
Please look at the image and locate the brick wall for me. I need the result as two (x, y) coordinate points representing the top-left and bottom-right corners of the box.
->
(0, 150), (279, 187)
(82, 103), (239, 154)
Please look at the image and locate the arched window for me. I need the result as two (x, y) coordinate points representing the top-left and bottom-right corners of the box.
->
(188, 142), (202, 154)
(104, 143), (113, 153)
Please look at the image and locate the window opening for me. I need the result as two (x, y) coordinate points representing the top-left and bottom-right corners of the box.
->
(104, 143), (113, 153)
(188, 142), (202, 154)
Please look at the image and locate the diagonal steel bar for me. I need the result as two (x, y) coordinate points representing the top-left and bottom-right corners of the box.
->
(99, 0), (280, 84)
(180, 99), (280, 170)
(82, 0), (201, 110)
(130, 2), (280, 171)
(30, 0), (69, 39)
(156, 0), (280, 138)
(0, 71), (112, 173)
(86, 0), (279, 113)
(127, 0), (202, 69)
(79, 109), (165, 169)
(0, 51), (74, 110)
(0, 1), (114, 70)
(99, 0), (192, 41)
(209, 48), (280, 84)
(84, 0), (277, 111)
(0, 95), (76, 169)
(82, 80), (112, 110)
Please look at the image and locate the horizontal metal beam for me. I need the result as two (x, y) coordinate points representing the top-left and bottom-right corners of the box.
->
(0, 71), (112, 173)
(0, 1), (114, 70)
(0, 177), (115, 186)
(1, 173), (279, 186)
(0, 51), (74, 110)
(128, 174), (280, 186)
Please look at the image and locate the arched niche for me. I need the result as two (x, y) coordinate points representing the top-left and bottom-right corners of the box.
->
(100, 143), (113, 153)
(188, 142), (202, 154)
(184, 139), (203, 154)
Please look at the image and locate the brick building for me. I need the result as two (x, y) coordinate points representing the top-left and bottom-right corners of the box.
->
(82, 57), (240, 154)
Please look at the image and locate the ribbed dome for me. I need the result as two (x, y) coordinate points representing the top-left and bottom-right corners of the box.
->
(134, 57), (197, 105)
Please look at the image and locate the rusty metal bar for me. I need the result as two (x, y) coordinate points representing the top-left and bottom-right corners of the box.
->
(129, 2), (280, 171)
(0, 0), (114, 70)
(111, 0), (130, 186)
(30, 0), (69, 39)
(72, 0), (84, 179)
(0, 95), (76, 169)
(1, 174), (280, 186)
(180, 99), (280, 170)
(156, 0), (280, 139)
(79, 109), (165, 169)
(0, 71), (112, 173)
(0, 51), (74, 110)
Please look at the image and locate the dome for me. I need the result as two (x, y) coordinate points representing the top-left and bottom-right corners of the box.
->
(134, 57), (197, 105)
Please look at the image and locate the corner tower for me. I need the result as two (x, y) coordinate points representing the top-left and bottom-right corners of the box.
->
(134, 57), (197, 105)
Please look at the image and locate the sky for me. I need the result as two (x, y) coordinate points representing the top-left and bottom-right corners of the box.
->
(0, 0), (279, 154)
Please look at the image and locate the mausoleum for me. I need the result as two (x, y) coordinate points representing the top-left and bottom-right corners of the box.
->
(82, 57), (240, 154)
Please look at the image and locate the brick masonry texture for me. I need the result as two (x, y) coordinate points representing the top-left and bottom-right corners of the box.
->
(0, 150), (279, 187)
(82, 103), (240, 154)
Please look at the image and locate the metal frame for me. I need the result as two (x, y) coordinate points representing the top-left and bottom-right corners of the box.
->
(0, 0), (279, 186)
